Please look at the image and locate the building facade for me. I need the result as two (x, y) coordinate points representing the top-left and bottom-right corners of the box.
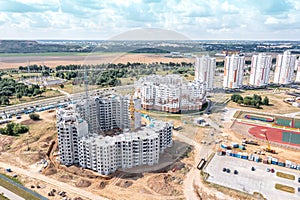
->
(135, 75), (206, 113)
(57, 94), (172, 175)
(195, 55), (216, 90)
(295, 58), (300, 83)
(249, 53), (272, 86)
(223, 54), (245, 89)
(57, 107), (88, 165)
(273, 51), (297, 84)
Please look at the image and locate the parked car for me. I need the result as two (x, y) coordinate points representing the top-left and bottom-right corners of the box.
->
(298, 177), (300, 183)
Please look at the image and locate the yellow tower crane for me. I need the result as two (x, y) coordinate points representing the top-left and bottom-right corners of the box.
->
(263, 130), (276, 154)
(129, 94), (154, 130)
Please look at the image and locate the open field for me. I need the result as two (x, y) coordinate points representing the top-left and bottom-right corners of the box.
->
(0, 53), (195, 69)
(227, 89), (300, 114)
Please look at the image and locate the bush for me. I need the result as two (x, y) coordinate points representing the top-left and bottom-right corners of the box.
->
(29, 113), (40, 120)
(0, 122), (29, 136)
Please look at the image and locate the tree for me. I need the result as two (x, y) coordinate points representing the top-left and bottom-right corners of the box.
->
(29, 113), (40, 120)
(243, 98), (251, 105)
(263, 96), (269, 105)
(60, 84), (64, 88)
(16, 93), (22, 99)
(255, 102), (261, 109)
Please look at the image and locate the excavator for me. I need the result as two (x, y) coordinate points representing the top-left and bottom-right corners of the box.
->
(263, 131), (276, 154)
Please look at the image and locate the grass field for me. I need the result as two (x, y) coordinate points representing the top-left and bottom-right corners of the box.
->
(274, 183), (295, 193)
(276, 171), (295, 180)
(0, 177), (40, 200)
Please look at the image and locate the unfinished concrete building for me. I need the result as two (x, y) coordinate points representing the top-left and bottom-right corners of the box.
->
(57, 94), (172, 175)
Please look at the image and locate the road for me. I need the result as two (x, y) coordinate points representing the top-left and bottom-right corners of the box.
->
(0, 85), (134, 116)
(0, 186), (24, 200)
(173, 130), (213, 200)
(0, 161), (108, 200)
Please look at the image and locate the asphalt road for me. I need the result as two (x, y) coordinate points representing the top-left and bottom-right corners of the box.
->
(0, 186), (24, 200)
(0, 85), (133, 116)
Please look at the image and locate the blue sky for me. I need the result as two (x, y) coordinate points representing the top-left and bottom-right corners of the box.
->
(0, 0), (299, 40)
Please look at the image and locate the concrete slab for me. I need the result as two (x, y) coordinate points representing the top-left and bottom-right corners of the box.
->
(204, 155), (300, 200)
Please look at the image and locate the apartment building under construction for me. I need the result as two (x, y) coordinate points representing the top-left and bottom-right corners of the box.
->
(57, 94), (172, 175)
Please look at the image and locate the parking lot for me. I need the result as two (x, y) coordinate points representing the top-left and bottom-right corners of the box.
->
(204, 155), (300, 200)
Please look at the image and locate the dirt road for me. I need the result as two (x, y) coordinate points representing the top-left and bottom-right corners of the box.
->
(0, 161), (107, 200)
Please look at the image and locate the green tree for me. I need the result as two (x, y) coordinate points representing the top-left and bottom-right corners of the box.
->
(5, 122), (15, 136)
(16, 93), (22, 99)
(29, 113), (40, 120)
(263, 96), (269, 105)
(243, 98), (251, 105)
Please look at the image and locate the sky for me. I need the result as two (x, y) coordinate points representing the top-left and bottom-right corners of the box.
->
(0, 0), (300, 40)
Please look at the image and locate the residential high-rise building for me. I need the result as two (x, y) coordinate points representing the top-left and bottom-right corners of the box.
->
(57, 94), (173, 175)
(194, 55), (216, 90)
(135, 75), (206, 113)
(249, 53), (272, 86)
(295, 58), (300, 83)
(57, 107), (88, 165)
(273, 51), (296, 84)
(223, 54), (245, 89)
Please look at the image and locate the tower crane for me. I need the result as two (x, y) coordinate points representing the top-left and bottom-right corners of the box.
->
(129, 94), (154, 130)
(263, 130), (276, 154)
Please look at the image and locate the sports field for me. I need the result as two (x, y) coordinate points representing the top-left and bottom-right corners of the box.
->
(248, 125), (300, 147)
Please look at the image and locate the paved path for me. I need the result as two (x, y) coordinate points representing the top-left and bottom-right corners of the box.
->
(0, 162), (107, 200)
(0, 186), (25, 200)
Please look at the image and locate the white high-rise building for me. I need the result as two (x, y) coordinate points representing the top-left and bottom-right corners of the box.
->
(195, 55), (216, 90)
(295, 58), (300, 83)
(223, 54), (245, 89)
(57, 94), (173, 175)
(57, 107), (88, 166)
(249, 53), (272, 86)
(273, 51), (296, 84)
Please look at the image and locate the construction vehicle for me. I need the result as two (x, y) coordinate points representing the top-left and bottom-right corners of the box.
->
(242, 138), (259, 146)
(263, 131), (276, 154)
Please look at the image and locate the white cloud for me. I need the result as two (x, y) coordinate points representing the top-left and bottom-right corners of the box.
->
(265, 17), (280, 25)
(0, 0), (299, 40)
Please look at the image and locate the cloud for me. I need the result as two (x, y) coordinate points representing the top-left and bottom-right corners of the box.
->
(0, 0), (299, 40)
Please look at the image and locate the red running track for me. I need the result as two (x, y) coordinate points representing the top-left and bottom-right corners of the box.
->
(243, 123), (300, 147)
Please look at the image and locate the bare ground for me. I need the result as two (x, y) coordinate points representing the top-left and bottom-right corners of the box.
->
(0, 53), (195, 69)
